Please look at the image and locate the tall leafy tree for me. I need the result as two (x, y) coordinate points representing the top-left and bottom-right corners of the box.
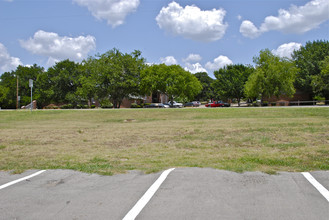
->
(76, 57), (99, 107)
(245, 49), (297, 103)
(92, 48), (146, 108)
(213, 64), (254, 106)
(0, 71), (16, 109)
(312, 56), (329, 103)
(193, 72), (216, 101)
(140, 64), (202, 105)
(42, 59), (81, 105)
(292, 40), (329, 99)
(0, 64), (44, 109)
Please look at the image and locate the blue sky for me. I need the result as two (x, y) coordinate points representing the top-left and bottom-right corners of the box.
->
(0, 0), (328, 77)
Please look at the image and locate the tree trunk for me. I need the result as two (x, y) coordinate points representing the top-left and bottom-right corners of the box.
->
(88, 99), (91, 108)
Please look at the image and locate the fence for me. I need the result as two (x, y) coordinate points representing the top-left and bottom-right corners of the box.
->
(289, 100), (328, 106)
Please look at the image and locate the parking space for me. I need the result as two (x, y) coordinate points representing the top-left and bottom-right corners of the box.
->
(0, 170), (161, 220)
(138, 168), (329, 220)
(308, 171), (329, 190)
(0, 168), (328, 220)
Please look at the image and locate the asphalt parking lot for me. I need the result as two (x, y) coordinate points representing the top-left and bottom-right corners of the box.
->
(1, 168), (328, 220)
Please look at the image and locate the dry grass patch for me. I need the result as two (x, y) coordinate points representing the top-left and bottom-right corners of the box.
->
(0, 107), (328, 175)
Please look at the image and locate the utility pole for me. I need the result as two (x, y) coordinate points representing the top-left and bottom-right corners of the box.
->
(16, 75), (18, 109)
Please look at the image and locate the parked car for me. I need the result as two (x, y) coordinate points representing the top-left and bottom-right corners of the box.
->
(168, 101), (183, 108)
(162, 103), (170, 108)
(143, 103), (165, 108)
(184, 101), (201, 107)
(205, 101), (230, 107)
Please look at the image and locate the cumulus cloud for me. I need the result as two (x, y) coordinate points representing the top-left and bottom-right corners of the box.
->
(240, 0), (329, 38)
(205, 55), (233, 70)
(184, 63), (207, 74)
(73, 0), (140, 28)
(183, 54), (202, 63)
(0, 43), (22, 73)
(240, 20), (261, 39)
(156, 1), (228, 42)
(20, 30), (96, 66)
(160, 56), (177, 65)
(272, 42), (302, 59)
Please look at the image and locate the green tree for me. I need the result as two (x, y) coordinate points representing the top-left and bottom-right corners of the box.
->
(41, 59), (81, 105)
(292, 40), (329, 99)
(245, 49), (297, 104)
(141, 64), (202, 106)
(0, 64), (44, 109)
(193, 72), (216, 101)
(311, 56), (329, 103)
(0, 72), (16, 109)
(76, 57), (99, 108)
(92, 49), (146, 108)
(213, 64), (254, 106)
(15, 65), (44, 108)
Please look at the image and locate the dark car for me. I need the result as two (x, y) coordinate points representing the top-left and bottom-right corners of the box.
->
(184, 101), (201, 107)
(143, 103), (165, 108)
(218, 100), (230, 107)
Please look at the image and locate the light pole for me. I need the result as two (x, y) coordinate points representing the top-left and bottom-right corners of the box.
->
(29, 79), (33, 112)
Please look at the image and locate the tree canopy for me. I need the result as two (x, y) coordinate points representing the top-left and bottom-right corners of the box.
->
(1, 41), (328, 109)
(193, 72), (216, 101)
(312, 56), (329, 103)
(292, 40), (329, 99)
(213, 64), (254, 106)
(140, 64), (202, 105)
(85, 49), (146, 108)
(245, 49), (298, 103)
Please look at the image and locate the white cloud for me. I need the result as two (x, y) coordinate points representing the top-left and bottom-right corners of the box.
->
(183, 54), (202, 63)
(20, 30), (96, 66)
(73, 0), (140, 28)
(0, 43), (22, 73)
(160, 56), (177, 65)
(156, 1), (228, 42)
(240, 0), (329, 38)
(240, 20), (261, 39)
(205, 55), (233, 70)
(272, 42), (302, 59)
(184, 63), (207, 74)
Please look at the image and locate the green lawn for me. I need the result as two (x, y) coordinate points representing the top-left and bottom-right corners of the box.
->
(0, 107), (328, 175)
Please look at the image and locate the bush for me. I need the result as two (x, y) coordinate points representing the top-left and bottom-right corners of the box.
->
(262, 101), (268, 106)
(130, 103), (142, 108)
(77, 104), (88, 109)
(61, 104), (74, 109)
(314, 96), (325, 101)
(44, 104), (59, 109)
(100, 99), (113, 108)
(270, 102), (276, 106)
(91, 105), (96, 109)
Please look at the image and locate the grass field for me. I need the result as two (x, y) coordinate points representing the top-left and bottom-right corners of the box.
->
(0, 107), (328, 175)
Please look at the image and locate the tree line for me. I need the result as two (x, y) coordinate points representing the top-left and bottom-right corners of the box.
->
(0, 40), (328, 109)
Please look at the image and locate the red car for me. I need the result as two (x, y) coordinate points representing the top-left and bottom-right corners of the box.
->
(205, 101), (230, 107)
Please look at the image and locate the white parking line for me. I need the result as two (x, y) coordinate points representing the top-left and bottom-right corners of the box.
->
(0, 170), (46, 190)
(123, 168), (175, 220)
(302, 172), (329, 202)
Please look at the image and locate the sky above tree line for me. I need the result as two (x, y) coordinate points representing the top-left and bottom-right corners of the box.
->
(0, 0), (328, 77)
